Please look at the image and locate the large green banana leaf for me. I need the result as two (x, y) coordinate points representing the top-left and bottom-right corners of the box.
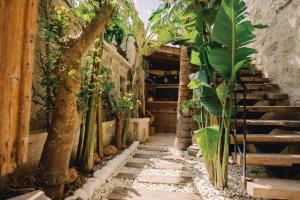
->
(208, 0), (256, 81)
(188, 81), (222, 116)
(194, 126), (220, 158)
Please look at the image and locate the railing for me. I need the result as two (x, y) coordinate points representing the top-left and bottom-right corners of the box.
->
(233, 78), (248, 188)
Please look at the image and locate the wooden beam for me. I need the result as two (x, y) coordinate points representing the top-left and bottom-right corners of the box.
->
(237, 153), (300, 166)
(234, 119), (300, 127)
(238, 106), (300, 113)
(230, 134), (300, 144)
(242, 177), (300, 199)
(235, 84), (278, 91)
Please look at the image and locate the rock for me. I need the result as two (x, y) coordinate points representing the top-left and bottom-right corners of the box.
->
(64, 195), (78, 200)
(93, 166), (113, 180)
(187, 144), (202, 157)
(103, 145), (118, 156)
(94, 153), (102, 164)
(74, 189), (88, 200)
(83, 182), (95, 198)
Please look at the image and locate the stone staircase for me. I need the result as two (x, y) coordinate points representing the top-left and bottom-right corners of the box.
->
(231, 68), (300, 199)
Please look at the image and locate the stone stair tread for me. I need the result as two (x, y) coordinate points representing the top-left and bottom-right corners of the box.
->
(108, 187), (202, 200)
(138, 145), (169, 152)
(241, 177), (300, 199)
(133, 153), (184, 161)
(238, 106), (300, 112)
(230, 133), (300, 144)
(236, 153), (300, 166)
(115, 173), (193, 184)
(125, 160), (187, 170)
(234, 119), (300, 127)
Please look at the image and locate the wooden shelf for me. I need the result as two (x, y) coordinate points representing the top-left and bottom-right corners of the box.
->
(145, 69), (178, 76)
(145, 84), (179, 89)
(146, 101), (178, 105)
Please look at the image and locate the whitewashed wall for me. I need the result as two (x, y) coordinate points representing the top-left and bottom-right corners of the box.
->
(246, 0), (300, 105)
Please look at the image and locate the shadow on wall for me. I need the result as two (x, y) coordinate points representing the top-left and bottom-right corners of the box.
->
(17, 120), (116, 175)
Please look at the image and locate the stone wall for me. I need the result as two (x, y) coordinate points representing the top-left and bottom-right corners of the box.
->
(245, 0), (300, 105)
(102, 42), (132, 93)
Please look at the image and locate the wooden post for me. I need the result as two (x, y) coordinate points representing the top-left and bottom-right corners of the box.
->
(0, 0), (38, 188)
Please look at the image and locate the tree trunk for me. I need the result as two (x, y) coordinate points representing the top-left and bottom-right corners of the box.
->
(97, 94), (104, 157)
(38, 83), (79, 198)
(0, 0), (38, 189)
(38, 3), (114, 198)
(174, 46), (193, 150)
(81, 91), (97, 172)
(116, 114), (125, 150)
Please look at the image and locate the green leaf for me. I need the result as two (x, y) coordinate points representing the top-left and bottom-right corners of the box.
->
(198, 83), (223, 116)
(189, 68), (207, 83)
(200, 95), (223, 117)
(233, 60), (248, 78)
(194, 126), (220, 158)
(209, 0), (257, 81)
(191, 50), (201, 65)
(188, 79), (201, 89)
(68, 69), (76, 77)
(203, 7), (218, 25)
(179, 3), (197, 20)
(193, 111), (203, 123)
(207, 47), (232, 81)
(216, 83), (229, 104)
(253, 23), (268, 29)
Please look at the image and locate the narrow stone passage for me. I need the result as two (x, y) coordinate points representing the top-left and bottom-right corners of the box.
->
(92, 134), (202, 200)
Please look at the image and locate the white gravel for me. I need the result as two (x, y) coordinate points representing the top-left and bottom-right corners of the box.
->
(91, 145), (267, 200)
(180, 150), (268, 200)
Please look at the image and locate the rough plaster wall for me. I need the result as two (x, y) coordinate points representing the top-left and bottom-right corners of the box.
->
(120, 36), (137, 66)
(245, 0), (300, 105)
(102, 43), (132, 93)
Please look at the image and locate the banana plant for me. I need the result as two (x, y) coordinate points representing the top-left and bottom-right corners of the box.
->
(187, 0), (262, 188)
(148, 0), (263, 188)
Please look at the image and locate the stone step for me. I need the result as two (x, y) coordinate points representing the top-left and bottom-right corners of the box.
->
(241, 177), (300, 199)
(230, 134), (300, 144)
(108, 187), (202, 200)
(234, 119), (300, 128)
(138, 145), (169, 152)
(133, 153), (184, 161)
(125, 160), (187, 170)
(236, 153), (300, 166)
(235, 83), (278, 91)
(237, 106), (300, 113)
(115, 173), (193, 184)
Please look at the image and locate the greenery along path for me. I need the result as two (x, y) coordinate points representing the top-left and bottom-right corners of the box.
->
(92, 134), (202, 200)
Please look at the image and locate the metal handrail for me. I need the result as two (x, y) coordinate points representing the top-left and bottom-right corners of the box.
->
(233, 76), (248, 189)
